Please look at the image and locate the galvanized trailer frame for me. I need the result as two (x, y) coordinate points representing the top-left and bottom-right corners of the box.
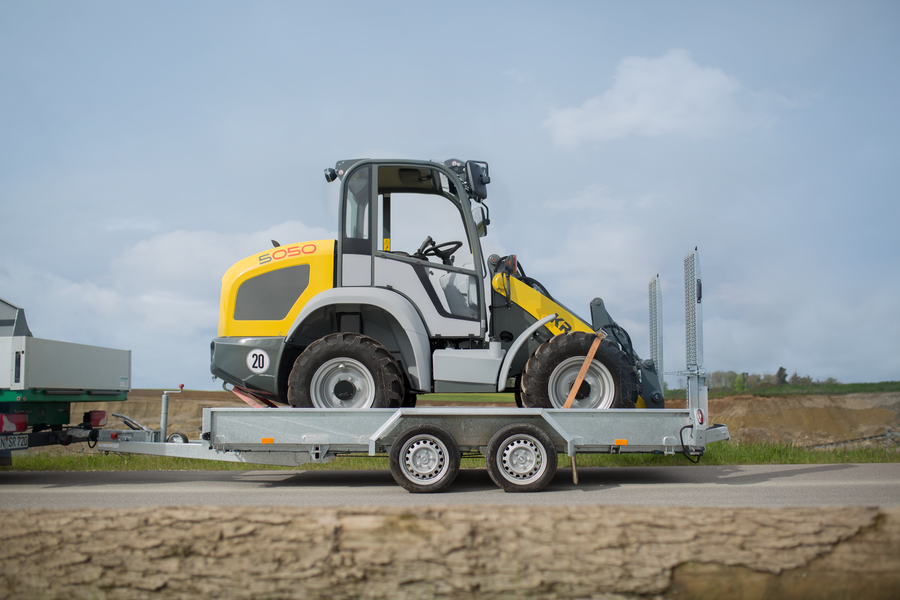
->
(89, 249), (728, 493)
(95, 406), (728, 492)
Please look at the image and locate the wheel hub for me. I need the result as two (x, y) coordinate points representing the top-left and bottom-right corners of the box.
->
(403, 437), (446, 481)
(547, 356), (616, 409)
(500, 436), (545, 482)
(309, 358), (376, 408)
(333, 378), (356, 401)
(572, 380), (591, 400)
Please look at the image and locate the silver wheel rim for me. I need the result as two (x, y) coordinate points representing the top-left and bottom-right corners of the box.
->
(400, 434), (449, 485)
(309, 357), (376, 408)
(496, 434), (547, 485)
(547, 356), (616, 409)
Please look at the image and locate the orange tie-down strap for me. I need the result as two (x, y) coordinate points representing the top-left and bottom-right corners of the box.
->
(563, 329), (606, 409)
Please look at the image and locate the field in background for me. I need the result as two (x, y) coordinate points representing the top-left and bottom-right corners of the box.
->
(3, 386), (898, 471)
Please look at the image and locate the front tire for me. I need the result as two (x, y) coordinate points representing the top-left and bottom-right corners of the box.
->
(287, 333), (404, 409)
(520, 332), (637, 409)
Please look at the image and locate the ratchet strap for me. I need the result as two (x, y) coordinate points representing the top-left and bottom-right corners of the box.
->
(563, 329), (606, 409)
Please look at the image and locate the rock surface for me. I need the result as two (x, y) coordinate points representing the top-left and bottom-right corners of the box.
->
(2, 504), (898, 599)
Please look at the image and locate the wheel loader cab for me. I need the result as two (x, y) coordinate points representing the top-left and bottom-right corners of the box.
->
(337, 160), (488, 339)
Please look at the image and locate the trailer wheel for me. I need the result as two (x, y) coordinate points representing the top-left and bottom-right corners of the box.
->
(287, 333), (404, 409)
(389, 425), (460, 493)
(486, 424), (557, 492)
(166, 432), (189, 443)
(520, 332), (637, 409)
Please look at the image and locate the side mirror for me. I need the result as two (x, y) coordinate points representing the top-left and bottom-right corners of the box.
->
(466, 161), (489, 200)
(473, 206), (489, 237)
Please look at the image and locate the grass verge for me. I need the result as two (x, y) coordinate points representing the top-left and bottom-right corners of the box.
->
(3, 440), (897, 472)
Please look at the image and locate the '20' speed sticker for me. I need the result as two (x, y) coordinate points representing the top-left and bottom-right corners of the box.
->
(246, 349), (270, 374)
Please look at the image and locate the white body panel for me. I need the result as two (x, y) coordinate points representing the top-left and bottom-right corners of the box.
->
(1, 336), (131, 391)
(374, 257), (480, 337)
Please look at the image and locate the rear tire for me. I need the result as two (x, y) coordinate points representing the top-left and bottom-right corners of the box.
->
(402, 383), (418, 407)
(486, 424), (557, 492)
(287, 333), (404, 409)
(390, 425), (460, 493)
(520, 332), (637, 409)
(513, 375), (524, 408)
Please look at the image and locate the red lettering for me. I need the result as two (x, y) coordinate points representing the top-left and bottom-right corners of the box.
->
(272, 249), (287, 260)
(302, 244), (317, 254)
(287, 245), (301, 257)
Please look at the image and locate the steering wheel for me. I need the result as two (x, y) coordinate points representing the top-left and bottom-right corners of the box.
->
(416, 236), (464, 266)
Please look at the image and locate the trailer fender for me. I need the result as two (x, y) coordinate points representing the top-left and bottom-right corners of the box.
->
(286, 288), (432, 391)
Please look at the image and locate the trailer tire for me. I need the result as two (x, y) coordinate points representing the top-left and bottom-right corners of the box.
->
(287, 333), (404, 409)
(486, 424), (557, 492)
(166, 432), (189, 443)
(390, 425), (460, 493)
(520, 332), (637, 409)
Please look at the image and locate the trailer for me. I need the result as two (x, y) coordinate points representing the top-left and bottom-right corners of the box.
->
(91, 250), (729, 493)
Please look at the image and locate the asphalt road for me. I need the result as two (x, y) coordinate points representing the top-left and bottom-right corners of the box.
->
(2, 463), (899, 510)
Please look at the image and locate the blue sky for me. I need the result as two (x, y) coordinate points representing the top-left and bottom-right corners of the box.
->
(1, 1), (898, 390)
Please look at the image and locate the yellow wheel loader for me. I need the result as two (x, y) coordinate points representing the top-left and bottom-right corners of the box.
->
(210, 158), (665, 410)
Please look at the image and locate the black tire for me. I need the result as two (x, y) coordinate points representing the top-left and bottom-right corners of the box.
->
(402, 384), (418, 408)
(166, 432), (189, 443)
(485, 424), (557, 493)
(287, 333), (404, 409)
(520, 332), (638, 409)
(389, 425), (460, 493)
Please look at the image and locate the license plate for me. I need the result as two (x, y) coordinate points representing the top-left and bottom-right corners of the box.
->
(0, 435), (28, 450)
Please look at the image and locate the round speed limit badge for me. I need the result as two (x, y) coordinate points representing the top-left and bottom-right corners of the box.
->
(246, 349), (270, 374)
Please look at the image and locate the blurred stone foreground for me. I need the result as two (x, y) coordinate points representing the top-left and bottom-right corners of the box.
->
(1, 504), (898, 599)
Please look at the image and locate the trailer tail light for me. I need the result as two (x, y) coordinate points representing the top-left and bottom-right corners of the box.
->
(85, 411), (108, 428)
(1, 414), (28, 433)
(695, 409), (704, 425)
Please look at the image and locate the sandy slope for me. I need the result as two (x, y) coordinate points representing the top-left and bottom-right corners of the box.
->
(708, 392), (900, 446)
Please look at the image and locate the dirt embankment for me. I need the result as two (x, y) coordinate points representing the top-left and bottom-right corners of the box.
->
(708, 392), (900, 446)
(1, 504), (898, 599)
(80, 390), (900, 447)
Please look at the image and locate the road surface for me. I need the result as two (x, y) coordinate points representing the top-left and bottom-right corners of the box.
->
(2, 463), (898, 510)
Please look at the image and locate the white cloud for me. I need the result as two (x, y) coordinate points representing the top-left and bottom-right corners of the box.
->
(544, 49), (791, 149)
(0, 220), (335, 390)
(109, 221), (334, 300)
